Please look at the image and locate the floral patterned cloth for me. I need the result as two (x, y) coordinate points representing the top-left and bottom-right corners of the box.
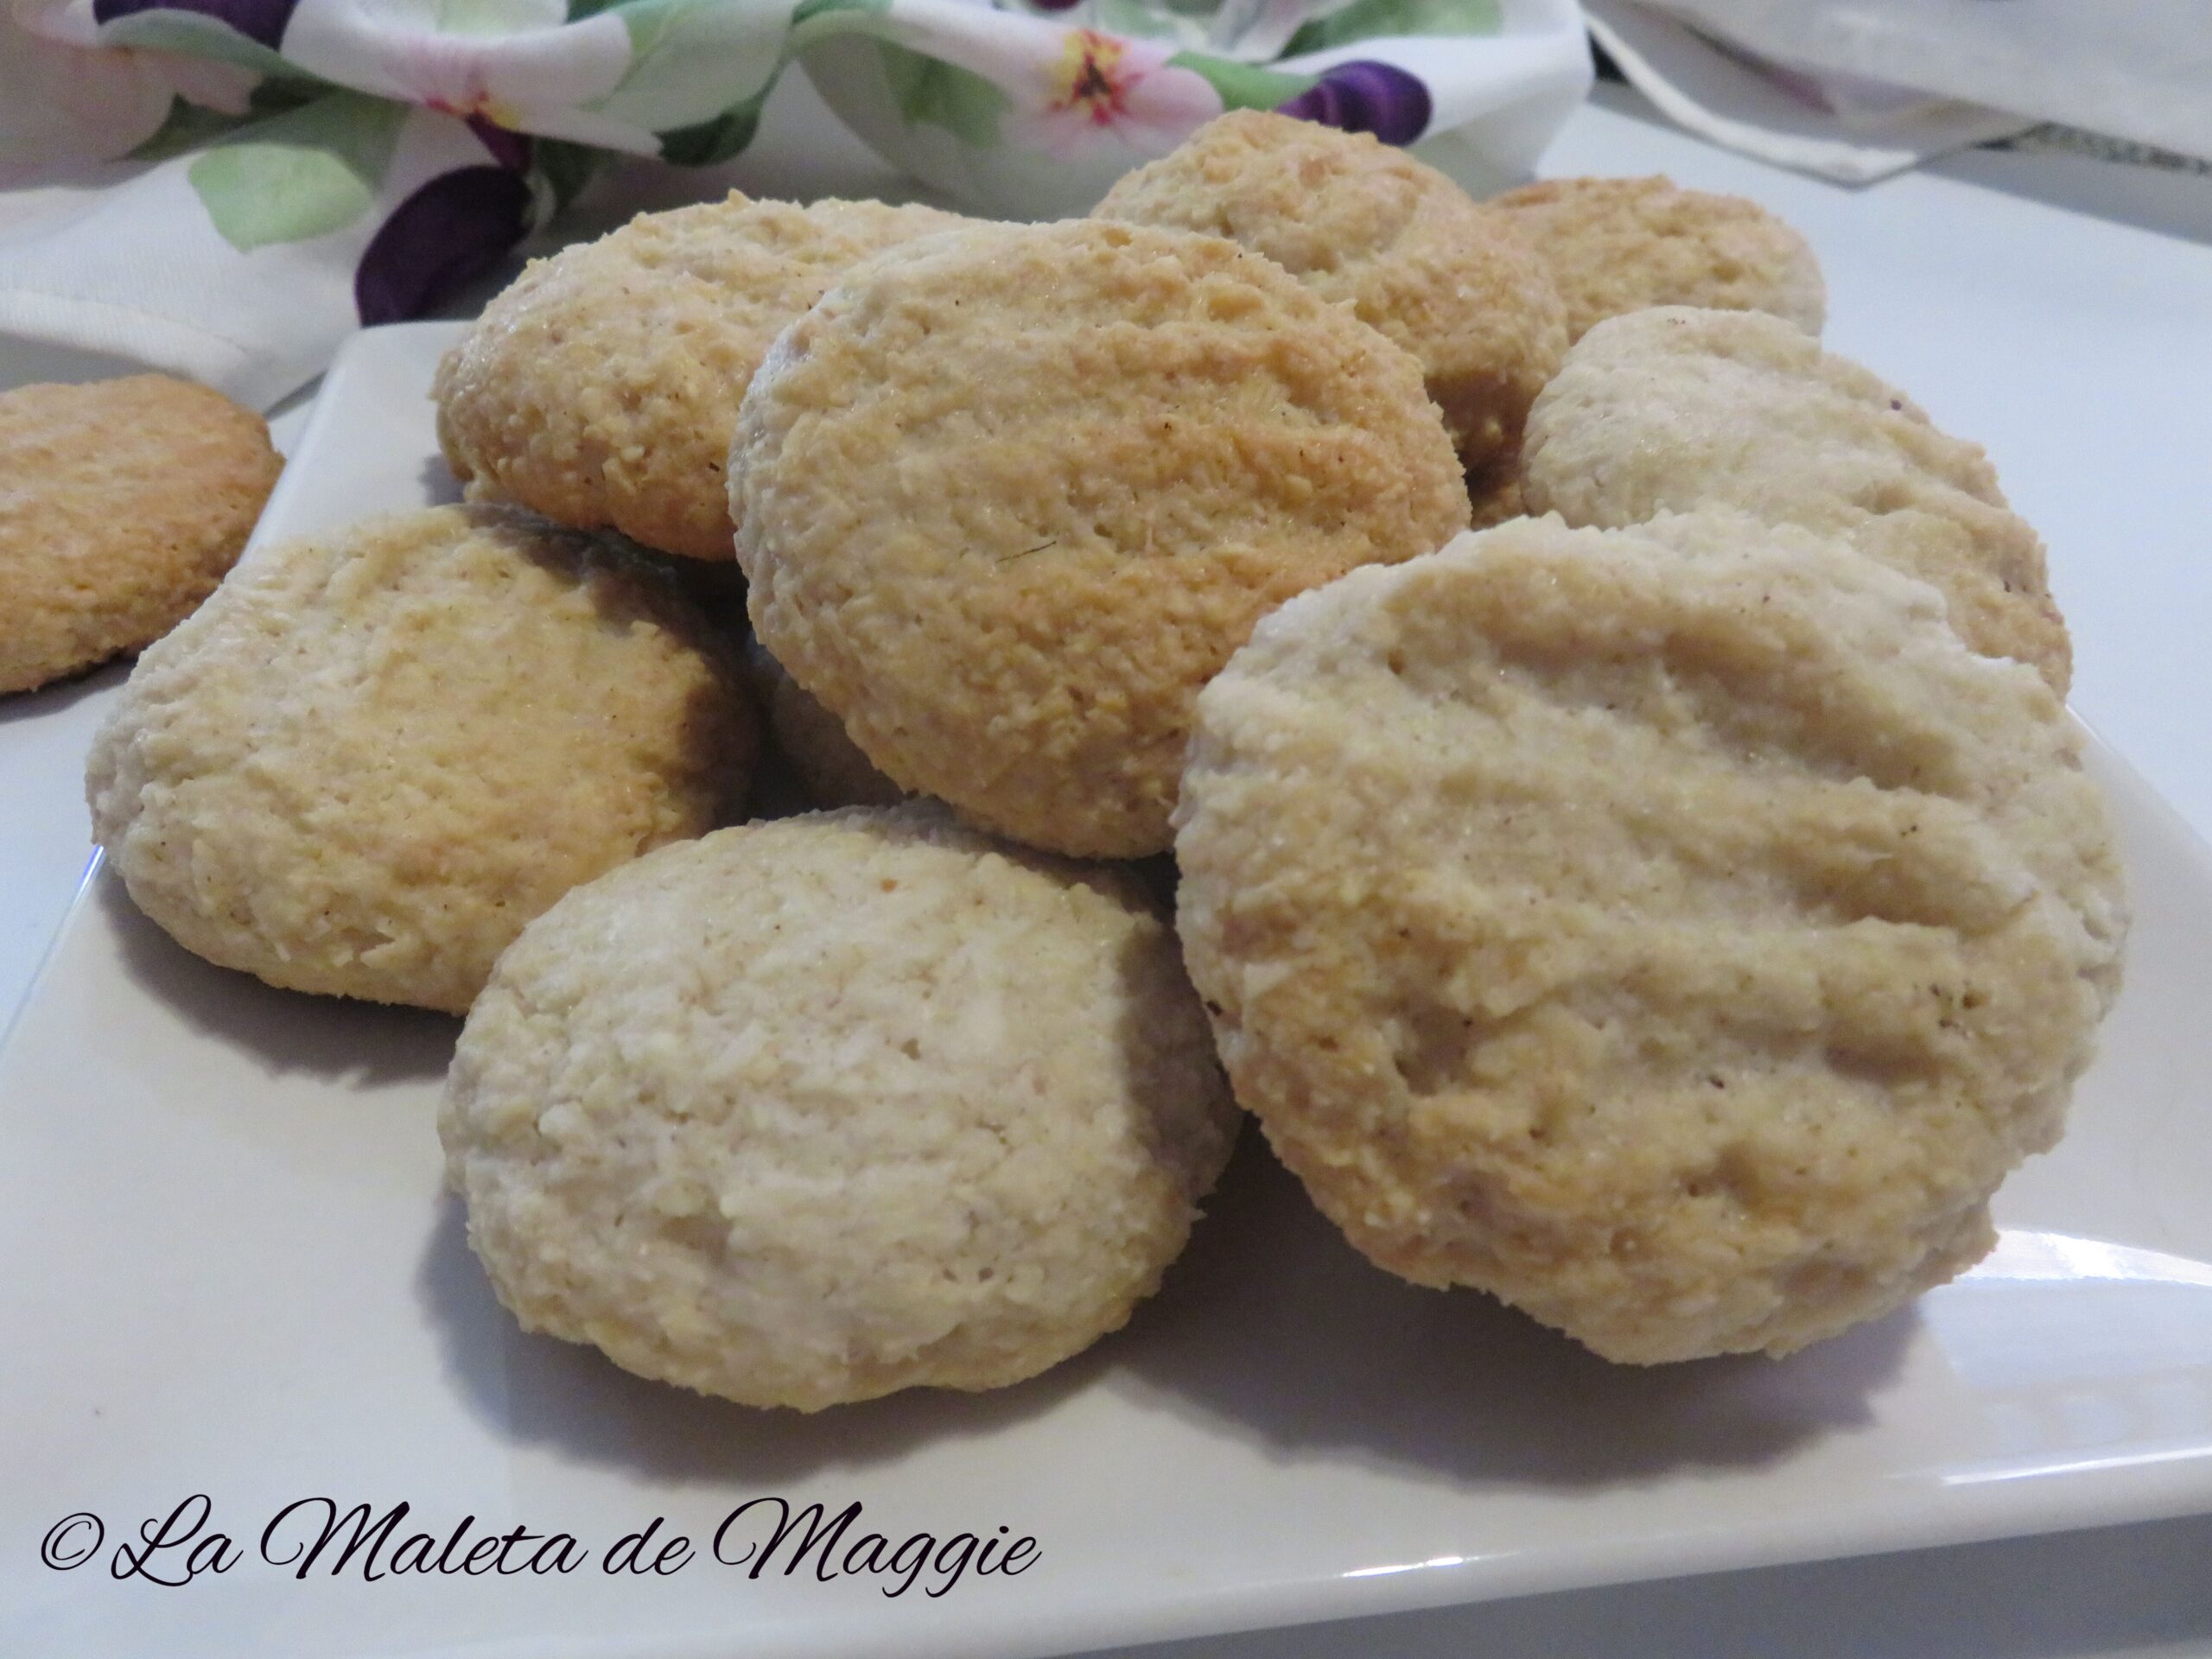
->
(0, 0), (1590, 406)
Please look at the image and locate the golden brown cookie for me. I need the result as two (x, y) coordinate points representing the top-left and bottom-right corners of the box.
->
(734, 218), (1472, 859)
(434, 193), (973, 562)
(87, 505), (755, 1014)
(1175, 511), (2126, 1363)
(1096, 110), (1567, 476)
(1522, 306), (2070, 694)
(0, 374), (281, 695)
(1492, 175), (1825, 343)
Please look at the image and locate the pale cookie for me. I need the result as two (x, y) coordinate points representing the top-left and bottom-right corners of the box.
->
(1095, 110), (1567, 476)
(1522, 306), (2071, 694)
(1174, 511), (2126, 1363)
(435, 193), (972, 562)
(1491, 175), (1825, 343)
(734, 218), (1472, 859)
(440, 804), (1240, 1410)
(1, 375), (281, 695)
(87, 505), (753, 1014)
(741, 633), (906, 810)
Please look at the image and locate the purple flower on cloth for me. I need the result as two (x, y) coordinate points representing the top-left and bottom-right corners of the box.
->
(1276, 60), (1430, 145)
(353, 163), (530, 326)
(90, 0), (297, 52)
(465, 112), (531, 173)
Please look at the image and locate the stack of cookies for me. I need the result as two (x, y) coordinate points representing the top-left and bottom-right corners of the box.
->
(81, 111), (2126, 1409)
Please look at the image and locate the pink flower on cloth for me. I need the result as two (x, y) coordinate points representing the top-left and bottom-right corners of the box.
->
(1007, 27), (1220, 159)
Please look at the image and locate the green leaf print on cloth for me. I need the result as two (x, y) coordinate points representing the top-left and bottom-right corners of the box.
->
(656, 85), (775, 162)
(188, 93), (408, 252)
(877, 39), (1010, 148)
(1285, 0), (1502, 54)
(128, 98), (259, 164)
(1165, 53), (1313, 111)
(596, 0), (786, 134)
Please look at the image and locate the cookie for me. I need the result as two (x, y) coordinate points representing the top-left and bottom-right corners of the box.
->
(741, 633), (906, 810)
(1491, 175), (1825, 343)
(86, 505), (753, 1014)
(1174, 511), (2126, 1363)
(440, 804), (1240, 1410)
(0, 374), (281, 695)
(1095, 110), (1567, 476)
(434, 193), (973, 562)
(1522, 306), (2071, 694)
(734, 218), (1472, 858)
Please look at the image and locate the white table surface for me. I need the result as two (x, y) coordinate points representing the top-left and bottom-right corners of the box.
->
(5, 73), (2212, 1659)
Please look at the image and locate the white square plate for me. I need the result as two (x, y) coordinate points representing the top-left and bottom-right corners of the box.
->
(6, 321), (2212, 1659)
